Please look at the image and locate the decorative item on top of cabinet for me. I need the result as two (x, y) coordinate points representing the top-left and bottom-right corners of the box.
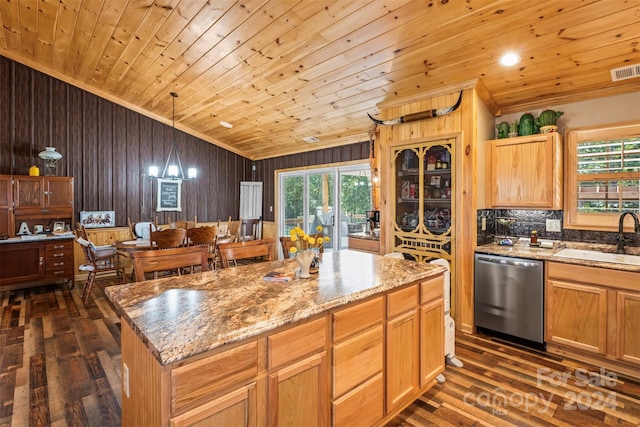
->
(392, 138), (455, 264)
(486, 133), (563, 209)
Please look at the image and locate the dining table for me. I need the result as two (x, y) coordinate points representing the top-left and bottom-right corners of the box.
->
(113, 238), (154, 252)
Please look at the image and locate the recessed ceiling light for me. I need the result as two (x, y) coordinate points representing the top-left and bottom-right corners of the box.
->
(499, 52), (521, 67)
(220, 121), (233, 128)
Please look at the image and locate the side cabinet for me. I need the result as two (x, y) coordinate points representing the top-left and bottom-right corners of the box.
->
(0, 242), (45, 287)
(616, 291), (640, 365)
(546, 261), (640, 376)
(420, 275), (445, 387)
(486, 133), (563, 209)
(267, 317), (329, 427)
(0, 176), (11, 236)
(386, 285), (419, 412)
(331, 296), (384, 426)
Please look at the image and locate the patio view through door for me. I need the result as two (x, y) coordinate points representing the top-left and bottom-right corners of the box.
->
(279, 163), (372, 256)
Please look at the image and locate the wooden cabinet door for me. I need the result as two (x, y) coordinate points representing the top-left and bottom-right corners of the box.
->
(170, 383), (257, 427)
(420, 298), (444, 387)
(488, 134), (561, 208)
(0, 176), (11, 236)
(13, 177), (44, 210)
(546, 279), (607, 354)
(45, 177), (73, 210)
(386, 309), (418, 411)
(268, 352), (328, 427)
(0, 242), (45, 286)
(616, 291), (640, 366)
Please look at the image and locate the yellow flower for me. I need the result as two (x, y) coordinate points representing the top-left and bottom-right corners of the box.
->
(324, 236), (330, 243)
(308, 237), (316, 245)
(289, 247), (298, 254)
(316, 225), (323, 233)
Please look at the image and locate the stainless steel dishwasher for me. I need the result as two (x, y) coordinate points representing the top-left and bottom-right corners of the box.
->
(474, 253), (544, 346)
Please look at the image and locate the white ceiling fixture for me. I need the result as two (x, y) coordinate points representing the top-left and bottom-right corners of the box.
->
(498, 52), (521, 67)
(220, 121), (233, 128)
(303, 136), (320, 143)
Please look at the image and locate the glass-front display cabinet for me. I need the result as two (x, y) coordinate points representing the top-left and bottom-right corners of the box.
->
(392, 138), (454, 262)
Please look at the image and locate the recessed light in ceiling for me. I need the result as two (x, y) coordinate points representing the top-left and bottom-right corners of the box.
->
(303, 136), (320, 143)
(498, 52), (521, 67)
(220, 121), (233, 128)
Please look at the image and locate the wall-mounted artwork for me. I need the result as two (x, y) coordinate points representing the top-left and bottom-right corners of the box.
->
(156, 179), (182, 212)
(80, 211), (115, 228)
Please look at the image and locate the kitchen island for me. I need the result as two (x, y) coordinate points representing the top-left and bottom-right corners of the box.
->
(106, 250), (446, 426)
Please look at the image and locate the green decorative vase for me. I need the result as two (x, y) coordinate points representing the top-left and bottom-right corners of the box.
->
(518, 113), (537, 136)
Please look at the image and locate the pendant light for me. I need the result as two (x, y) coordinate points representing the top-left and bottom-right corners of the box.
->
(149, 92), (197, 180)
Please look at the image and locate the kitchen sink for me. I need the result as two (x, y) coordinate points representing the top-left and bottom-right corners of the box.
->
(553, 248), (640, 266)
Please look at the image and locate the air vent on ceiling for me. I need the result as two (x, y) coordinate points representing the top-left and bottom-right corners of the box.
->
(303, 136), (320, 143)
(610, 64), (640, 82)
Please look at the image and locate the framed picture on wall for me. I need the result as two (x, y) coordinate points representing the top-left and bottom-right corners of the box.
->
(156, 178), (182, 212)
(80, 211), (116, 228)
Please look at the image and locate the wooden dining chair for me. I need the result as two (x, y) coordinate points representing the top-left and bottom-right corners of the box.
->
(150, 227), (187, 249)
(76, 234), (127, 303)
(239, 218), (262, 241)
(130, 246), (208, 281)
(279, 236), (296, 259)
(187, 225), (218, 269)
(227, 217), (242, 242)
(218, 238), (274, 268)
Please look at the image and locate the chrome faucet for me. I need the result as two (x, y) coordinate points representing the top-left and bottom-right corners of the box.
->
(616, 211), (640, 254)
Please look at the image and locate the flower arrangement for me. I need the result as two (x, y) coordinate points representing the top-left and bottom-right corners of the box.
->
(288, 225), (330, 256)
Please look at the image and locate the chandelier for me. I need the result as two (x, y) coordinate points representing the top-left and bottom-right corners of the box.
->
(149, 92), (197, 180)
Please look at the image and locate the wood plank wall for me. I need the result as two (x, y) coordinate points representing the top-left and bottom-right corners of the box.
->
(0, 56), (369, 225)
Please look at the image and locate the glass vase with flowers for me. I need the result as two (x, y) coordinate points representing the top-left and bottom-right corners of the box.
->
(288, 225), (330, 278)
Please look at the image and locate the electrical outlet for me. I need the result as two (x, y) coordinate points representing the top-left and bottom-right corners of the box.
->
(123, 363), (130, 398)
(481, 217), (486, 231)
(546, 219), (561, 232)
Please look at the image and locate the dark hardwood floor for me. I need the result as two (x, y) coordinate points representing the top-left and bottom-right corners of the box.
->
(1, 277), (639, 426)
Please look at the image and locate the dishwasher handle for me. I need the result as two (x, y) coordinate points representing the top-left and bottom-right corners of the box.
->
(476, 255), (540, 268)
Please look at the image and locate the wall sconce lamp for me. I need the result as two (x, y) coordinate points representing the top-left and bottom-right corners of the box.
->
(149, 92), (197, 180)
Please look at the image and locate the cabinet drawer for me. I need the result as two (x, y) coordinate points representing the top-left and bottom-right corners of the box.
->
(268, 316), (326, 369)
(172, 340), (258, 414)
(45, 240), (73, 252)
(333, 324), (383, 398)
(333, 296), (383, 341)
(420, 274), (444, 305)
(387, 285), (418, 318)
(333, 373), (383, 427)
(45, 247), (73, 261)
(45, 264), (73, 278)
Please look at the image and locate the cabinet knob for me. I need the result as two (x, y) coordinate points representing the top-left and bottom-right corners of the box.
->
(53, 253), (64, 257)
(39, 257), (44, 266)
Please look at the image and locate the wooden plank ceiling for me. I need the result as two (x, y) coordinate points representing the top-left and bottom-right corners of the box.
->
(0, 0), (638, 160)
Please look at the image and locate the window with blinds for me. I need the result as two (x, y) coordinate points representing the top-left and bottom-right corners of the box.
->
(565, 122), (640, 230)
(576, 138), (640, 213)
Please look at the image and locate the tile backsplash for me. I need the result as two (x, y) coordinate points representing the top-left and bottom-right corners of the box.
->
(476, 209), (638, 248)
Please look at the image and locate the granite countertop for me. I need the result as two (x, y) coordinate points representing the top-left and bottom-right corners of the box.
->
(476, 238), (640, 273)
(105, 249), (444, 366)
(0, 233), (75, 244)
(348, 232), (380, 241)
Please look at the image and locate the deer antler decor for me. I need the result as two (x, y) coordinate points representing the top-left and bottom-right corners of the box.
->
(367, 90), (463, 126)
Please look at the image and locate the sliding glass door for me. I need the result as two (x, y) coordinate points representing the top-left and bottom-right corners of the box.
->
(279, 163), (371, 254)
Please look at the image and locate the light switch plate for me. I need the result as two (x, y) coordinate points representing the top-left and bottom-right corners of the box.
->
(546, 219), (561, 232)
(481, 217), (486, 231)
